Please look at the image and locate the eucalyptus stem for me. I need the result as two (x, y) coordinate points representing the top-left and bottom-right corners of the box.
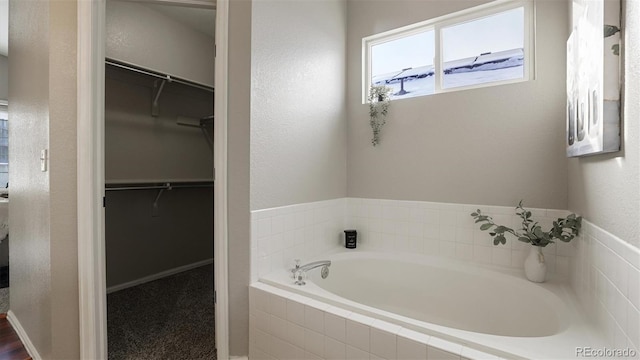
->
(471, 201), (582, 247)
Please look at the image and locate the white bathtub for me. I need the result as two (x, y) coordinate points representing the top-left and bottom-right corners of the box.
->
(260, 249), (606, 359)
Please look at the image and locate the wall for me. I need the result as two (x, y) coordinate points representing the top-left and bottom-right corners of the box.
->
(0, 202), (7, 269)
(346, 198), (575, 274)
(104, 66), (213, 288)
(250, 0), (347, 211)
(228, 0), (253, 355)
(104, 67), (213, 183)
(9, 0), (80, 358)
(238, 0), (348, 354)
(346, 0), (570, 210)
(567, 0), (640, 354)
(250, 197), (574, 287)
(9, 1), (52, 355)
(106, 1), (215, 87)
(249, 282), (500, 360)
(48, 2), (80, 357)
(0, 53), (8, 270)
(105, 188), (213, 288)
(570, 220), (639, 354)
(0, 55), (7, 99)
(1, 55), (7, 269)
(250, 199), (346, 282)
(567, 0), (640, 247)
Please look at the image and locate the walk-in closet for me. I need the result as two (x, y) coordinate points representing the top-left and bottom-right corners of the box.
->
(104, 2), (215, 359)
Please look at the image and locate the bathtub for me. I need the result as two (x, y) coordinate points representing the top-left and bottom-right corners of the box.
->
(259, 249), (606, 359)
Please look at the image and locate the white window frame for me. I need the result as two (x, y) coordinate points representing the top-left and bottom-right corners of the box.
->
(362, 0), (535, 103)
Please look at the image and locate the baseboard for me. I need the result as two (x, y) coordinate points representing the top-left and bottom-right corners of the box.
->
(230, 356), (248, 360)
(7, 310), (42, 360)
(107, 258), (214, 294)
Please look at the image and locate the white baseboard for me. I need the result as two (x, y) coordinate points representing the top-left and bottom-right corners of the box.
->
(7, 310), (42, 360)
(106, 258), (214, 294)
(230, 356), (249, 360)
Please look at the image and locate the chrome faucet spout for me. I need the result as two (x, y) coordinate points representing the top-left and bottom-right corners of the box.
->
(298, 260), (331, 272)
(290, 259), (331, 286)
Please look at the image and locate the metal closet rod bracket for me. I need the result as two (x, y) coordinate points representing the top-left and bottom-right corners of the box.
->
(152, 182), (172, 217)
(152, 77), (170, 117)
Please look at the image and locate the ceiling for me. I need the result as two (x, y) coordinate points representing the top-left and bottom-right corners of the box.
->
(0, 0), (215, 57)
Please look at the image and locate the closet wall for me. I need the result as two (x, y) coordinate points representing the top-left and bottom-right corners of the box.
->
(106, 1), (215, 87)
(105, 1), (215, 289)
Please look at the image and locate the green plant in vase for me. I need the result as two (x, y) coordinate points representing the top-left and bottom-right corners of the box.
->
(470, 201), (582, 282)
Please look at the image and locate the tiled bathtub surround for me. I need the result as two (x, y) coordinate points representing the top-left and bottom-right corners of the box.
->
(251, 198), (346, 282)
(251, 198), (640, 357)
(251, 198), (575, 281)
(345, 198), (574, 277)
(570, 221), (640, 355)
(249, 282), (503, 360)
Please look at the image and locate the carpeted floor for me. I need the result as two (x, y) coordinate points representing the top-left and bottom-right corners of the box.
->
(0, 287), (8, 314)
(107, 264), (215, 360)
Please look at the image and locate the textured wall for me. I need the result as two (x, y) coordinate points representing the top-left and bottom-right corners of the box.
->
(9, 0), (80, 358)
(567, 0), (640, 246)
(250, 0), (347, 211)
(0, 55), (7, 100)
(228, 0), (252, 355)
(106, 1), (215, 87)
(346, 0), (569, 210)
(48, 2), (80, 357)
(8, 0), (53, 356)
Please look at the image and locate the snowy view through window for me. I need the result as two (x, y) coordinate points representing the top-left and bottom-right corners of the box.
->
(372, 30), (436, 98)
(371, 7), (525, 100)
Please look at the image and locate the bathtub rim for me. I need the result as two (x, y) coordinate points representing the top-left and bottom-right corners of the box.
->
(305, 250), (570, 337)
(259, 247), (608, 359)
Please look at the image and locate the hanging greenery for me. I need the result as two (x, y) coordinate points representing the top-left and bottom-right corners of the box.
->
(368, 85), (392, 146)
(604, 24), (621, 55)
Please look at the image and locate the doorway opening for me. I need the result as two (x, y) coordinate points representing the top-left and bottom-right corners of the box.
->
(77, 0), (229, 358)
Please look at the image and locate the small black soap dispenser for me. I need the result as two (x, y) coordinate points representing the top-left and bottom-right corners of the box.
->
(344, 230), (357, 249)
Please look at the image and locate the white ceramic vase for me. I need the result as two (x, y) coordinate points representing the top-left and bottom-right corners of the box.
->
(524, 245), (547, 283)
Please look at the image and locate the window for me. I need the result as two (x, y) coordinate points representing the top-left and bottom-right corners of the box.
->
(0, 102), (7, 189)
(371, 30), (436, 97)
(363, 1), (533, 102)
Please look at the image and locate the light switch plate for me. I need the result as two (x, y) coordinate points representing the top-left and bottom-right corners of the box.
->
(40, 149), (48, 172)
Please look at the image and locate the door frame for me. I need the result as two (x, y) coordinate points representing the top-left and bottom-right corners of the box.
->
(76, 1), (230, 358)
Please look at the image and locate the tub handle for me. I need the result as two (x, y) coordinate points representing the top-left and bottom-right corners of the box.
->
(321, 265), (329, 279)
(290, 259), (301, 278)
(291, 259), (331, 285)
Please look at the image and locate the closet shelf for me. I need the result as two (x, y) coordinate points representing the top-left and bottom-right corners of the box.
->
(106, 59), (214, 93)
(105, 181), (213, 192)
(106, 59), (214, 117)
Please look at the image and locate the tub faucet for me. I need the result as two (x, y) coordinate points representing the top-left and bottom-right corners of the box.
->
(290, 259), (331, 286)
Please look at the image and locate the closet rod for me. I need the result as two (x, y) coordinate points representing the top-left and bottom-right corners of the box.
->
(105, 182), (213, 192)
(106, 59), (215, 93)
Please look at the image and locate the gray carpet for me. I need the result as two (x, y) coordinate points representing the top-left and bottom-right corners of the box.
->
(0, 287), (8, 313)
(107, 264), (215, 360)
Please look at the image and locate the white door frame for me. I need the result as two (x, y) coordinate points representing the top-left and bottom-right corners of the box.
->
(76, 1), (230, 358)
(213, 0), (230, 358)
